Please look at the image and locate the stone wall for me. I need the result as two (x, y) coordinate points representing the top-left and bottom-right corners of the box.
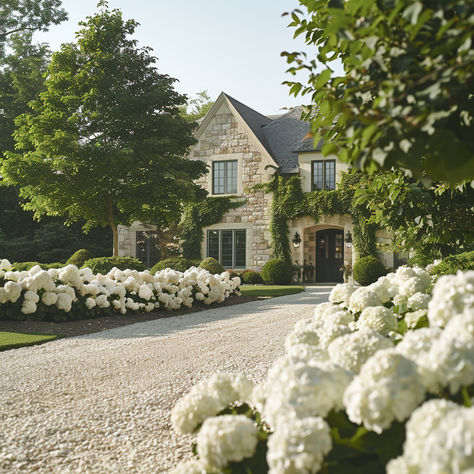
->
(188, 100), (273, 270)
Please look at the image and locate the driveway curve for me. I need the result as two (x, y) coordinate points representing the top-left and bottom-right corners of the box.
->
(0, 286), (332, 473)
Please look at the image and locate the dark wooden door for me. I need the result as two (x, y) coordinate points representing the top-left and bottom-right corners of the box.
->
(315, 229), (344, 282)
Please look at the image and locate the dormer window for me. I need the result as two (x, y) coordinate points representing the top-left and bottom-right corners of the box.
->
(213, 160), (237, 194)
(311, 160), (335, 191)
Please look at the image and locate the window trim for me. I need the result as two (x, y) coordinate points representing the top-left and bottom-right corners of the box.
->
(311, 159), (336, 191)
(212, 159), (238, 195)
(206, 229), (246, 268)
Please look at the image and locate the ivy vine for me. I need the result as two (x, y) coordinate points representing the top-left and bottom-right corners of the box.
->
(261, 171), (377, 262)
(179, 196), (245, 260)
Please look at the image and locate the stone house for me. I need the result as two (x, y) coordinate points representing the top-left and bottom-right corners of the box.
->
(118, 92), (397, 282)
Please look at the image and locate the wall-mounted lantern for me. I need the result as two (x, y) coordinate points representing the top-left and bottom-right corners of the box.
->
(292, 231), (302, 248)
(345, 230), (353, 248)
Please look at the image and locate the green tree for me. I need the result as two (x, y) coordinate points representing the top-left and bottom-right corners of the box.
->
(0, 0), (67, 59)
(1, 6), (207, 256)
(283, 0), (474, 185)
(179, 90), (214, 122)
(355, 171), (474, 262)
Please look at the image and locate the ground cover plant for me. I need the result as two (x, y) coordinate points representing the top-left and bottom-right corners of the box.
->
(170, 266), (474, 473)
(0, 258), (240, 322)
(0, 331), (59, 351)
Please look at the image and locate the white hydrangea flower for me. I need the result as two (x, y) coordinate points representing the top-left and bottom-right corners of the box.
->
(138, 284), (153, 301)
(21, 300), (36, 314)
(85, 297), (96, 309)
(286, 343), (328, 363)
(328, 329), (394, 373)
(393, 400), (474, 474)
(428, 270), (474, 327)
(404, 310), (428, 329)
(56, 293), (72, 312)
(95, 294), (110, 309)
(395, 327), (442, 393)
(171, 373), (253, 434)
(33, 270), (55, 291)
(343, 349), (425, 433)
(348, 287), (383, 313)
(23, 290), (39, 303)
(263, 360), (352, 428)
(0, 288), (7, 304)
(356, 306), (398, 335)
(329, 283), (357, 307)
(267, 416), (332, 474)
(428, 308), (474, 394)
(42, 291), (58, 306)
(0, 259), (11, 271)
(367, 276), (396, 304)
(284, 327), (321, 353)
(407, 292), (431, 311)
(196, 415), (258, 470)
(4, 281), (21, 303)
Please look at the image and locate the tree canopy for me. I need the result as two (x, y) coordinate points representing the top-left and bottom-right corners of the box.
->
(0, 0), (67, 59)
(179, 90), (214, 122)
(283, 0), (474, 186)
(1, 6), (207, 256)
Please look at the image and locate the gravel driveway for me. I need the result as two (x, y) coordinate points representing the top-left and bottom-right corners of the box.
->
(0, 286), (332, 473)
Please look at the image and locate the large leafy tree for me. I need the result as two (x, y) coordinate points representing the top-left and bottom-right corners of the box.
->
(284, 0), (474, 185)
(355, 172), (474, 263)
(2, 6), (207, 256)
(179, 90), (214, 122)
(0, 0), (67, 59)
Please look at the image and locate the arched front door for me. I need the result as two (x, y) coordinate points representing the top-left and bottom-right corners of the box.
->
(315, 229), (344, 282)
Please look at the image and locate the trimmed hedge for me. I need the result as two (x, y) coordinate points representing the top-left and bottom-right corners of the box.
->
(261, 259), (293, 285)
(151, 256), (200, 274)
(67, 249), (93, 267)
(353, 255), (386, 286)
(199, 257), (225, 275)
(430, 250), (474, 278)
(82, 257), (146, 274)
(10, 262), (64, 271)
(241, 270), (264, 285)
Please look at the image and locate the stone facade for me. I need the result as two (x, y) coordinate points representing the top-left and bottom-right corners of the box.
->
(188, 100), (274, 270)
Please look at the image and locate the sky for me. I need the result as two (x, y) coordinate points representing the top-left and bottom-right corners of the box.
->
(35, 0), (343, 115)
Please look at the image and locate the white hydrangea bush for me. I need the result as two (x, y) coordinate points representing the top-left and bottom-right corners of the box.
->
(171, 267), (474, 472)
(0, 259), (241, 321)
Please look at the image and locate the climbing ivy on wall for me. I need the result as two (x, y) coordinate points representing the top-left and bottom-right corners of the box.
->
(179, 197), (245, 260)
(261, 171), (377, 262)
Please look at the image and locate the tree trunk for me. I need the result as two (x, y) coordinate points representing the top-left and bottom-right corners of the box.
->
(107, 198), (119, 257)
(111, 223), (119, 257)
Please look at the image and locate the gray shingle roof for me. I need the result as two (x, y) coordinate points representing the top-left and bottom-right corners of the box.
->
(223, 94), (318, 174)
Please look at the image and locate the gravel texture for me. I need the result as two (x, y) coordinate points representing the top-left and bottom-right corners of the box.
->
(0, 286), (332, 473)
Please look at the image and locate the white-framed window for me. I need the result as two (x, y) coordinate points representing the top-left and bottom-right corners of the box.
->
(207, 229), (246, 268)
(312, 160), (336, 190)
(212, 160), (237, 194)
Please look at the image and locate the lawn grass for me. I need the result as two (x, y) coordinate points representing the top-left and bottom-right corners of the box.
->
(0, 332), (60, 351)
(240, 285), (305, 298)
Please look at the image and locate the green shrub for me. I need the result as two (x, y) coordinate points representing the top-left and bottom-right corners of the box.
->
(199, 257), (225, 275)
(67, 249), (93, 267)
(241, 270), (263, 284)
(10, 262), (42, 271)
(82, 257), (146, 274)
(9, 262), (65, 271)
(151, 256), (200, 273)
(430, 250), (474, 278)
(353, 255), (386, 286)
(261, 259), (293, 285)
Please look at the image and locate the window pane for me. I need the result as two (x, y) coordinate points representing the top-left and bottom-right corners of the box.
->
(221, 230), (233, 267)
(208, 230), (219, 260)
(225, 161), (237, 194)
(313, 162), (323, 190)
(213, 162), (225, 194)
(234, 230), (246, 268)
(325, 161), (335, 190)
